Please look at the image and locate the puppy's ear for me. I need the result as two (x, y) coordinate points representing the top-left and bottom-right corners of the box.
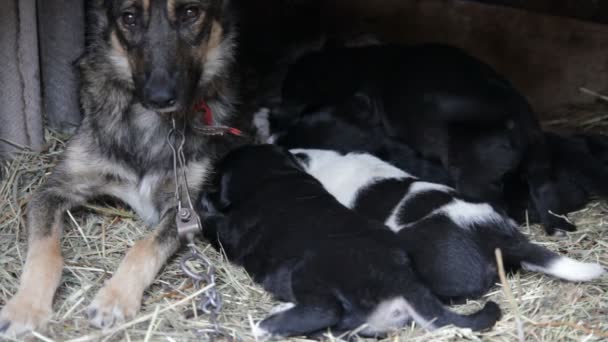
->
(199, 190), (231, 215)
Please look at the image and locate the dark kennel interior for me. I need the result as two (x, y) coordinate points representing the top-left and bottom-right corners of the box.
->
(0, 1), (607, 341)
(2, 0), (608, 156)
(239, 0), (608, 122)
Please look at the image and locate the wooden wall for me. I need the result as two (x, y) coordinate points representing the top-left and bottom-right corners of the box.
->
(323, 0), (608, 118)
(467, 0), (608, 24)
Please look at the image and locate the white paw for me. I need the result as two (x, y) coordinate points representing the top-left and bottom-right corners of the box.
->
(0, 294), (51, 337)
(87, 284), (141, 329)
(252, 320), (271, 340)
(269, 302), (295, 316)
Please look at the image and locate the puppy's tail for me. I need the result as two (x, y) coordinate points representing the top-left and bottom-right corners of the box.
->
(399, 280), (501, 331)
(504, 241), (605, 282)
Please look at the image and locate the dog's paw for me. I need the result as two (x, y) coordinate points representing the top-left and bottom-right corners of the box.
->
(87, 283), (141, 329)
(0, 294), (51, 337)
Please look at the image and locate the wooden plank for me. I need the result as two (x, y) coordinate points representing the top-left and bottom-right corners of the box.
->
(464, 0), (608, 24)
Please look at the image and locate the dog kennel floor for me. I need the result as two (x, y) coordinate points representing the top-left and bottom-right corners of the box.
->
(0, 107), (606, 341)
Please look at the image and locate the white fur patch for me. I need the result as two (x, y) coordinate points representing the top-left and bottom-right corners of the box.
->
(185, 160), (212, 193)
(252, 108), (272, 143)
(251, 303), (296, 340)
(385, 201), (404, 232)
(362, 297), (434, 336)
(292, 149), (506, 234)
(108, 174), (161, 225)
(439, 200), (503, 229)
(252, 321), (271, 340)
(290, 149), (412, 207)
(109, 54), (131, 79)
(387, 194), (502, 233)
(201, 33), (235, 85)
(108, 33), (132, 82)
(268, 302), (296, 316)
(408, 181), (453, 195)
(522, 257), (606, 282)
(385, 181), (452, 231)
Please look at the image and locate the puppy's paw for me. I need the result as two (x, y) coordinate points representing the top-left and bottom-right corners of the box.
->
(545, 215), (577, 236)
(87, 283), (141, 329)
(0, 294), (52, 337)
(252, 303), (296, 340)
(252, 320), (274, 340)
(268, 302), (296, 316)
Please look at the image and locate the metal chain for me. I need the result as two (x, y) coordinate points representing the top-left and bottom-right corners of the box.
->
(167, 117), (231, 341)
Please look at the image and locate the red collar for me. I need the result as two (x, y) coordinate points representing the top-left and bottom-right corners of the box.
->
(193, 100), (243, 136)
(193, 100), (214, 126)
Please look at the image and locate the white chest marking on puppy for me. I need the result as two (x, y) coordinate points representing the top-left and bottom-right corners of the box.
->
(290, 149), (412, 207)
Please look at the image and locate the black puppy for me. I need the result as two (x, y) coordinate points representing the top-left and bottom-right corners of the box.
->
(198, 145), (501, 338)
(255, 99), (608, 228)
(274, 43), (572, 235)
(289, 148), (606, 302)
(505, 132), (608, 224)
(256, 97), (453, 186)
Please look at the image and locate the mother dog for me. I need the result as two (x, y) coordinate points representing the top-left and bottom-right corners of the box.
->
(0, 0), (242, 336)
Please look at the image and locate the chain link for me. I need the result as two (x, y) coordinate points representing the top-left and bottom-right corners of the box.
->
(167, 117), (233, 341)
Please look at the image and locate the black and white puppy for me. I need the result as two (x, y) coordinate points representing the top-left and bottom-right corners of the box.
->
(290, 149), (606, 302)
(273, 43), (573, 235)
(254, 98), (452, 185)
(198, 145), (501, 338)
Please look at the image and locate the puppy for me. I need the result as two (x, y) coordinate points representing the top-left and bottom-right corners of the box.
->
(262, 83), (608, 232)
(198, 145), (501, 338)
(255, 97), (453, 185)
(274, 43), (574, 235)
(505, 132), (608, 224)
(290, 148), (606, 302)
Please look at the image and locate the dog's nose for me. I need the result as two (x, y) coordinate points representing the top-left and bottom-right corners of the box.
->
(144, 69), (178, 111)
(146, 87), (177, 109)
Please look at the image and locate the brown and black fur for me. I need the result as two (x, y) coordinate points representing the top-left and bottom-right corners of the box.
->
(0, 0), (247, 336)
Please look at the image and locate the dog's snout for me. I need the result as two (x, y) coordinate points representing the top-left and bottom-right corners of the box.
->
(147, 86), (176, 109)
(143, 69), (177, 111)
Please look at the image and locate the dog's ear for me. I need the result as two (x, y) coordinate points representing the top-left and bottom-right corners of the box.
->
(84, 0), (110, 44)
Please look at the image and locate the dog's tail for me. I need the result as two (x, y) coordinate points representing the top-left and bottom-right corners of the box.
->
(396, 279), (501, 331)
(502, 240), (605, 282)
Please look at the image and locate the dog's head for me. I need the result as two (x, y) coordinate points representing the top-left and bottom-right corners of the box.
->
(89, 0), (235, 113)
(448, 124), (522, 202)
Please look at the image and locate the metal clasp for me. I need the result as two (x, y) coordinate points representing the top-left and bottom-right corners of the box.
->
(176, 207), (202, 243)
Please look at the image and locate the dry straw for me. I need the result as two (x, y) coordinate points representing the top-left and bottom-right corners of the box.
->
(0, 121), (606, 341)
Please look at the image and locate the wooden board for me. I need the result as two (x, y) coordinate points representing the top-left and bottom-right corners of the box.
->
(466, 0), (608, 25)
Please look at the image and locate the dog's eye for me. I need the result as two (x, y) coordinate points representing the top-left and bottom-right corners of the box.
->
(121, 11), (138, 27)
(180, 5), (201, 22)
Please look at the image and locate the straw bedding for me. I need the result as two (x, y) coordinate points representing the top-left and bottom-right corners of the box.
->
(1, 111), (607, 341)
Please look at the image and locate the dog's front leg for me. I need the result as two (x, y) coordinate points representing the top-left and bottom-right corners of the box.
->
(87, 208), (180, 329)
(0, 178), (96, 336)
